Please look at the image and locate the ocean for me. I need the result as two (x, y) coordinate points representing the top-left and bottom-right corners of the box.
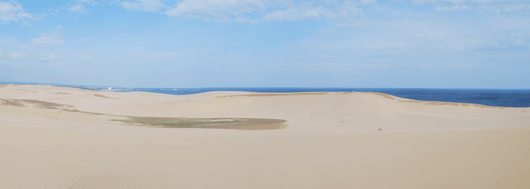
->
(3, 83), (530, 107)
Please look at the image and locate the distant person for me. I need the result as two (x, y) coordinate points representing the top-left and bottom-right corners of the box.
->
(378, 126), (383, 131)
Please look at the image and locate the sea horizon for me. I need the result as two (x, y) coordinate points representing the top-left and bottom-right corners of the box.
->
(3, 82), (530, 108)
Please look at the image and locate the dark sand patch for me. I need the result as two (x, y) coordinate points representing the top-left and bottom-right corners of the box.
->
(0, 98), (286, 130)
(114, 117), (288, 130)
(0, 98), (73, 109)
(69, 110), (106, 115)
(0, 99), (24, 107)
(53, 92), (69, 95)
(15, 89), (37, 93)
(93, 94), (116, 99)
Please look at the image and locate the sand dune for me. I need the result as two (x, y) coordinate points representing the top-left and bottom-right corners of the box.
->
(1, 84), (529, 188)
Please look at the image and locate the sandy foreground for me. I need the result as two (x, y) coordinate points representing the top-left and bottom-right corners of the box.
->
(1, 84), (529, 189)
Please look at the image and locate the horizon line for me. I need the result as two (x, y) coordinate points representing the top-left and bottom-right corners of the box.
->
(2, 82), (530, 90)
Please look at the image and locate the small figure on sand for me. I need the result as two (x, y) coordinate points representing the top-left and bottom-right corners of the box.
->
(340, 120), (343, 123)
(378, 126), (383, 131)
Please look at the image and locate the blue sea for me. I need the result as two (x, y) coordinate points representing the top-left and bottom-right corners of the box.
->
(3, 82), (530, 107)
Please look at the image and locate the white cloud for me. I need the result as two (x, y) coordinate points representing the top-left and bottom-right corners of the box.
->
(40, 53), (59, 60)
(165, 0), (268, 21)
(31, 34), (65, 47)
(361, 0), (376, 3)
(124, 0), (529, 22)
(7, 52), (25, 59)
(411, 0), (524, 4)
(68, 4), (85, 13)
(477, 4), (530, 14)
(434, 5), (470, 12)
(161, 0), (373, 22)
(298, 16), (530, 56)
(264, 1), (364, 22)
(122, 0), (166, 13)
(56, 25), (65, 31)
(263, 6), (338, 21)
(68, 0), (96, 13)
(432, 2), (530, 13)
(0, 1), (33, 24)
(1, 51), (60, 61)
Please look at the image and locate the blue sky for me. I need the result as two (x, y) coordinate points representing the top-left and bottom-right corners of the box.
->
(1, 0), (529, 88)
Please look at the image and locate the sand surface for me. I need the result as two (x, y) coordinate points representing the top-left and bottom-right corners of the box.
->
(1, 84), (529, 188)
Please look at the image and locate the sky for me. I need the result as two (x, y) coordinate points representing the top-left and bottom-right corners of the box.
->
(0, 0), (529, 88)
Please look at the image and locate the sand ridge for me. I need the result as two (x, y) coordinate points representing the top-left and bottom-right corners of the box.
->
(218, 92), (329, 97)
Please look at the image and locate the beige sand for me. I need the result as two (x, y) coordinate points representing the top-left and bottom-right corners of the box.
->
(1, 84), (529, 188)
